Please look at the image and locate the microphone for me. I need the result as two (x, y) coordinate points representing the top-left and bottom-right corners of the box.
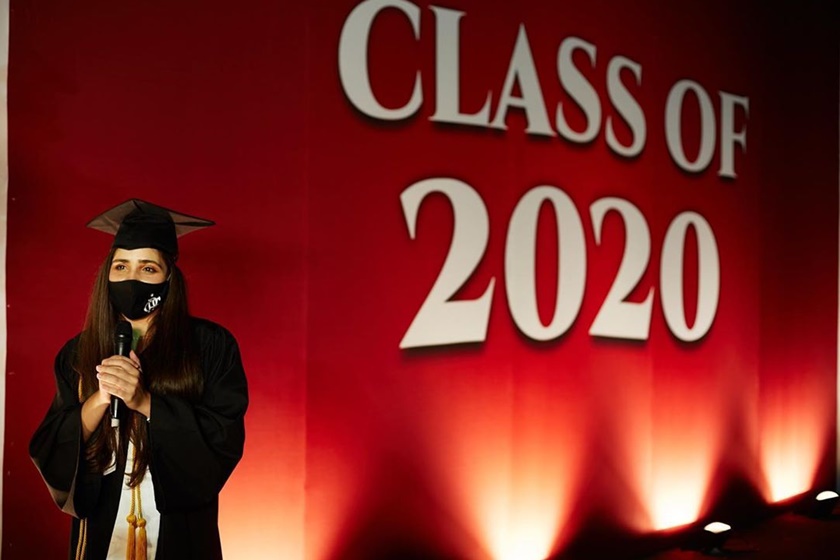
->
(112, 320), (133, 427)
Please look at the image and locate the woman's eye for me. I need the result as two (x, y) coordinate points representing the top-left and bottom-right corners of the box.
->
(113, 264), (126, 271)
(144, 267), (159, 274)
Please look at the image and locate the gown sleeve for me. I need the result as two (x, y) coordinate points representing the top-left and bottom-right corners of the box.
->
(148, 320), (249, 512)
(29, 337), (102, 518)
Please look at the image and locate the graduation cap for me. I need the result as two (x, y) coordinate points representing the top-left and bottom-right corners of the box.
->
(86, 199), (215, 257)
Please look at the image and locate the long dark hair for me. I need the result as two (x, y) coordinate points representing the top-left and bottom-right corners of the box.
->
(76, 248), (203, 486)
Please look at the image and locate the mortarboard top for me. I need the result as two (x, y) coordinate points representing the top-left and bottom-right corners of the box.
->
(86, 199), (215, 257)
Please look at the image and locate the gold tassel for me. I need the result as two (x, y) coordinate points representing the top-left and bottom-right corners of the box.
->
(75, 518), (88, 560)
(126, 442), (147, 560)
(126, 512), (136, 560)
(135, 481), (147, 560)
(136, 517), (147, 560)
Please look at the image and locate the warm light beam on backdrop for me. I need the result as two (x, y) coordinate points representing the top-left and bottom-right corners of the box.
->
(422, 362), (587, 560)
(760, 373), (832, 503)
(646, 368), (725, 530)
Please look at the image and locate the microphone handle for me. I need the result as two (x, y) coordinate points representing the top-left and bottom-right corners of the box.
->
(111, 335), (131, 427)
(110, 396), (120, 427)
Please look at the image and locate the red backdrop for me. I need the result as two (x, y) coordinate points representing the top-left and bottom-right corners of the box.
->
(3, 1), (838, 559)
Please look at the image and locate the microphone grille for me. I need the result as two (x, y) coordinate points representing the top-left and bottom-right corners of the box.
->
(116, 320), (133, 338)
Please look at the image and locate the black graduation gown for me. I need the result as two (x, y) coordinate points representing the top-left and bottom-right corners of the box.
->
(29, 318), (249, 559)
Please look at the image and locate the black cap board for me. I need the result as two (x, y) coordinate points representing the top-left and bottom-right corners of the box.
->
(86, 199), (214, 257)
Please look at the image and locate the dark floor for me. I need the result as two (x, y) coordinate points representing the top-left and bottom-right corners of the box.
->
(646, 512), (840, 560)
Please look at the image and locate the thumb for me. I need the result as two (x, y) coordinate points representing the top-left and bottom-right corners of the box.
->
(129, 350), (141, 368)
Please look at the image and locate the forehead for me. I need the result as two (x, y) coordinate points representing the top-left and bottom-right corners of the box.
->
(111, 247), (165, 264)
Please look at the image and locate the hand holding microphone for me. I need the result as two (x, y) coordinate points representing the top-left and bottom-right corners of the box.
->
(96, 320), (148, 426)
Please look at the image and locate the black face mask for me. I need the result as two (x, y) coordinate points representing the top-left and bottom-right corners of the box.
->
(108, 279), (170, 320)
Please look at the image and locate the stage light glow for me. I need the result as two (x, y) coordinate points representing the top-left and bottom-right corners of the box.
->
(222, 490), (303, 558)
(480, 472), (572, 560)
(692, 520), (732, 555)
(805, 490), (840, 518)
(466, 490), (563, 560)
(645, 383), (722, 531)
(648, 477), (708, 531)
(703, 521), (731, 534)
(588, 354), (657, 534)
(465, 406), (581, 560)
(816, 491), (839, 501)
(762, 441), (821, 503)
(643, 438), (718, 530)
(759, 376), (830, 503)
(220, 417), (305, 560)
(420, 366), (585, 560)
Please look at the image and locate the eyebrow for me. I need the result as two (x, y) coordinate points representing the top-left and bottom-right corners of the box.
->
(111, 258), (164, 267)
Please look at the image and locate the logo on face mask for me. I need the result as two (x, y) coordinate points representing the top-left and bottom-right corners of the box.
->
(144, 295), (162, 313)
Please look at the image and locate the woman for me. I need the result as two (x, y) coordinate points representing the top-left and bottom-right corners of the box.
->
(30, 200), (248, 560)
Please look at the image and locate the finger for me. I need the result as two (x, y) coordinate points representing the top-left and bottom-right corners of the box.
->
(100, 356), (141, 373)
(96, 380), (116, 398)
(99, 373), (144, 406)
(99, 360), (128, 374)
(98, 359), (144, 381)
(98, 369), (139, 395)
(96, 366), (140, 388)
(97, 362), (133, 376)
(97, 374), (124, 399)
